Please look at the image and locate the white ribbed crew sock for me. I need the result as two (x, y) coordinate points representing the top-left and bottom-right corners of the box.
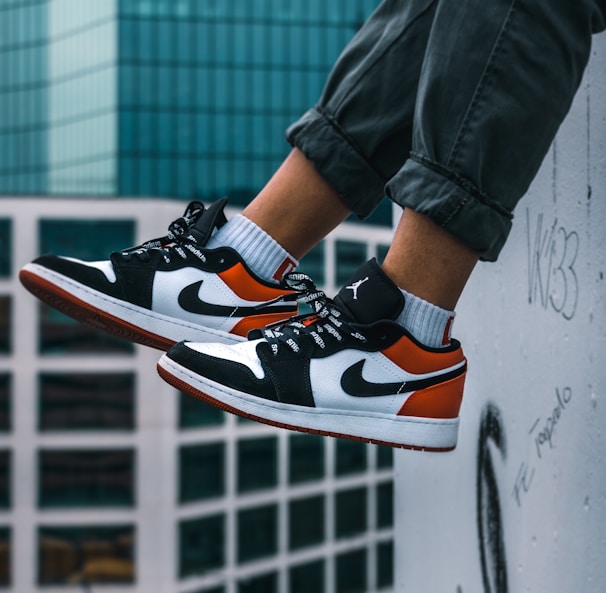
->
(395, 288), (455, 348)
(207, 214), (298, 283)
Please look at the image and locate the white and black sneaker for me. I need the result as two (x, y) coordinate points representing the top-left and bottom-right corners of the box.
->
(157, 260), (467, 450)
(20, 199), (299, 350)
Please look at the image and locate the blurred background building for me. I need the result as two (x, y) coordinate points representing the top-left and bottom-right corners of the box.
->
(0, 1), (396, 592)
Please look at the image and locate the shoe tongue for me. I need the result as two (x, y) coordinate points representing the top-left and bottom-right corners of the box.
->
(334, 259), (404, 324)
(189, 197), (229, 245)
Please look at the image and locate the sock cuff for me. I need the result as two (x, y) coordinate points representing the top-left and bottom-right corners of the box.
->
(209, 214), (298, 282)
(396, 288), (456, 348)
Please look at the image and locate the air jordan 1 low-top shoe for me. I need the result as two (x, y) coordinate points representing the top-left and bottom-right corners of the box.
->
(20, 199), (299, 350)
(158, 260), (467, 450)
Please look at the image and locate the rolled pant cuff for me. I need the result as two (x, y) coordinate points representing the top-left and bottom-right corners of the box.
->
(286, 108), (385, 218)
(386, 154), (513, 262)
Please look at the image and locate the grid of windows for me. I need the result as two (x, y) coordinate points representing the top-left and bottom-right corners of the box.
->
(2, 198), (395, 592)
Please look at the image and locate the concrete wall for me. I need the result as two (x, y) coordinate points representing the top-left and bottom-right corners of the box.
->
(394, 34), (606, 593)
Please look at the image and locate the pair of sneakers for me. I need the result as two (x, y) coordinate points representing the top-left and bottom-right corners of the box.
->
(20, 199), (467, 450)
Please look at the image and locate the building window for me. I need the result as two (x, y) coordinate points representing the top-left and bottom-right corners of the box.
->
(179, 392), (224, 428)
(0, 451), (10, 510)
(237, 504), (278, 563)
(335, 439), (367, 476)
(179, 442), (225, 503)
(179, 514), (225, 578)
(238, 571), (278, 593)
(38, 373), (135, 431)
(335, 548), (367, 593)
(37, 525), (135, 585)
(0, 297), (10, 355)
(38, 449), (135, 508)
(0, 375), (11, 432)
(376, 445), (393, 469)
(376, 481), (393, 529)
(0, 527), (10, 587)
(335, 487), (367, 539)
(288, 434), (324, 484)
(38, 219), (135, 355)
(237, 436), (277, 493)
(377, 540), (394, 589)
(0, 220), (10, 277)
(289, 558), (324, 593)
(297, 241), (324, 286)
(377, 243), (390, 264)
(289, 495), (324, 550)
(335, 240), (367, 286)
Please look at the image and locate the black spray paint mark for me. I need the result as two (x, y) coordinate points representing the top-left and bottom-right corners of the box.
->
(477, 403), (508, 593)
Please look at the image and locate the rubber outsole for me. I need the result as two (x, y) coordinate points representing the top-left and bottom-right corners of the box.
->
(157, 354), (458, 451)
(19, 265), (244, 351)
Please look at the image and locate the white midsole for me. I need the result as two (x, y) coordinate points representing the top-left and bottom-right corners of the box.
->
(158, 354), (460, 449)
(23, 263), (244, 345)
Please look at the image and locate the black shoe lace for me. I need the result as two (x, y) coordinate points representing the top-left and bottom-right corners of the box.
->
(258, 272), (367, 355)
(118, 201), (207, 264)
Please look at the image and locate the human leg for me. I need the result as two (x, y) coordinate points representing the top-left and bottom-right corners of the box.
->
(157, 0), (606, 448)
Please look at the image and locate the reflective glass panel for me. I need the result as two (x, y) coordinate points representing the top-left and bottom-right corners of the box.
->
(289, 495), (324, 550)
(0, 220), (10, 277)
(0, 527), (9, 587)
(335, 439), (367, 476)
(238, 571), (278, 593)
(237, 436), (277, 493)
(377, 445), (393, 469)
(0, 297), (10, 355)
(377, 540), (394, 589)
(289, 558), (324, 593)
(37, 525), (135, 585)
(179, 392), (224, 428)
(237, 504), (278, 563)
(335, 548), (366, 593)
(376, 481), (393, 528)
(0, 374), (10, 432)
(335, 241), (367, 286)
(179, 442), (225, 503)
(296, 242), (324, 286)
(335, 487), (367, 539)
(38, 449), (135, 508)
(38, 373), (135, 431)
(288, 434), (324, 484)
(179, 514), (225, 578)
(0, 451), (10, 509)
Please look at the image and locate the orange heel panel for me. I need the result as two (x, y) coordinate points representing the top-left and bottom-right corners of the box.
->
(219, 263), (295, 301)
(382, 337), (465, 375)
(398, 372), (466, 419)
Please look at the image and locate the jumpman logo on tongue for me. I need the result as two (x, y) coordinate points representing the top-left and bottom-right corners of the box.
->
(346, 277), (369, 300)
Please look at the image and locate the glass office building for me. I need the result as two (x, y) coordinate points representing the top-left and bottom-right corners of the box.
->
(0, 0), (391, 223)
(1, 1), (395, 591)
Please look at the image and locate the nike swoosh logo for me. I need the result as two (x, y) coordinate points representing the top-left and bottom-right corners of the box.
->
(178, 280), (297, 317)
(340, 359), (467, 397)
